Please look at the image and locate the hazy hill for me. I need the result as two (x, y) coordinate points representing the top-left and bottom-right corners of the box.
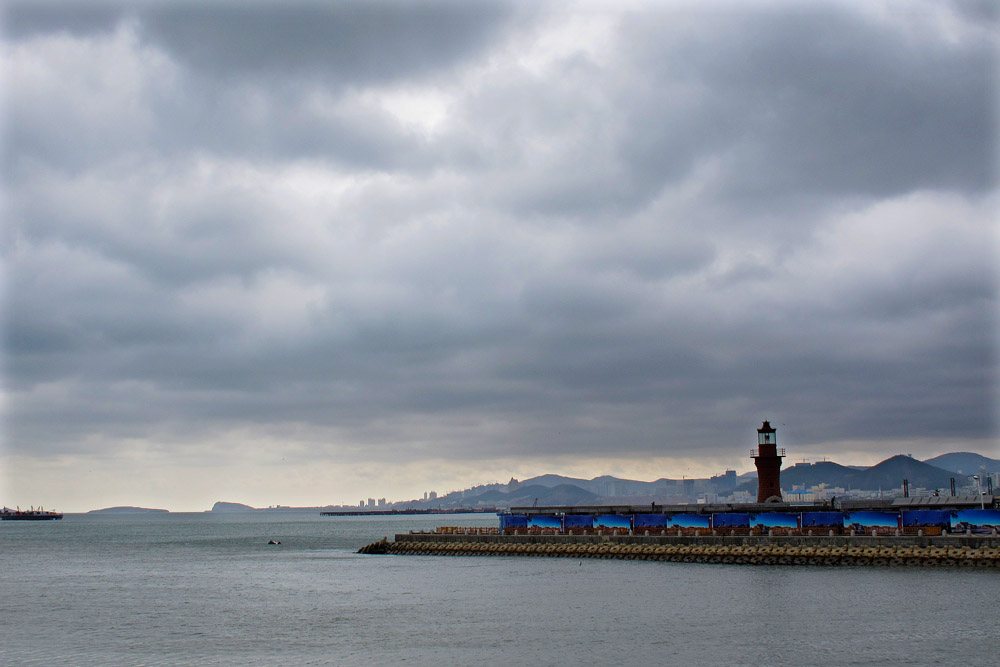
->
(780, 461), (858, 489)
(470, 484), (599, 508)
(923, 452), (1000, 475)
(850, 455), (957, 491)
(88, 506), (169, 514)
(519, 474), (677, 496)
(519, 474), (602, 492)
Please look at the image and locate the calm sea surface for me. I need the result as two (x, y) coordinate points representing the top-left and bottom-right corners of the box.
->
(1, 512), (996, 666)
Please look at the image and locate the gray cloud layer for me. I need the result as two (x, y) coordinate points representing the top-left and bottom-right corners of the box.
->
(3, 1), (997, 478)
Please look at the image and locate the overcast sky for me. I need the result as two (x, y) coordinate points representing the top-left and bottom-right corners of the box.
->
(2, 0), (997, 511)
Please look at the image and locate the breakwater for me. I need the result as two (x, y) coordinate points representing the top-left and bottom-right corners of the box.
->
(358, 533), (1000, 567)
(320, 508), (498, 517)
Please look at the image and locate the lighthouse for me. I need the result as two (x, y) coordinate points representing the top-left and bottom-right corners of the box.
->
(751, 420), (784, 503)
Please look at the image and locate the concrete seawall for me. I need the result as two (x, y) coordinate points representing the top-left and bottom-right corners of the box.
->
(358, 533), (1000, 567)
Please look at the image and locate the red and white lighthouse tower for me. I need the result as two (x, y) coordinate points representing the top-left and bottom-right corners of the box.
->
(751, 420), (784, 503)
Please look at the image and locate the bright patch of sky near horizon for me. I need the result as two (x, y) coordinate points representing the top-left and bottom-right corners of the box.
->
(2, 0), (997, 511)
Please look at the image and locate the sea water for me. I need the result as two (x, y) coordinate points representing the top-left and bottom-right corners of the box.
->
(1, 512), (996, 666)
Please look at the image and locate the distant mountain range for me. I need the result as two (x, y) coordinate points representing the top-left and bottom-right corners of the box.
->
(393, 451), (996, 510)
(767, 455), (961, 494)
(196, 450), (997, 513)
(516, 452), (996, 498)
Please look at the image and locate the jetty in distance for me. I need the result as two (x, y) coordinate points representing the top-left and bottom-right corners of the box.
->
(321, 507), (498, 517)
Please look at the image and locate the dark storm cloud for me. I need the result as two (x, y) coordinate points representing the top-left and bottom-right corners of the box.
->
(5, 0), (516, 73)
(3, 0), (520, 176)
(435, 2), (995, 229)
(138, 1), (516, 84)
(613, 4), (995, 211)
(3, 0), (997, 472)
(2, 2), (122, 38)
(949, 0), (998, 24)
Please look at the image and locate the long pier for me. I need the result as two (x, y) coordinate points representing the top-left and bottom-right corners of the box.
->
(358, 532), (1000, 567)
(320, 508), (498, 516)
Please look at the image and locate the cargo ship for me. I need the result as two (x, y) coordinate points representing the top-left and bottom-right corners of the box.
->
(1, 507), (63, 521)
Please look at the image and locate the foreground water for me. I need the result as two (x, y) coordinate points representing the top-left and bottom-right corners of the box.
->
(1, 512), (996, 666)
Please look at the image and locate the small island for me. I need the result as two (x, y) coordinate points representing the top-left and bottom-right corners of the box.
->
(87, 506), (169, 514)
(210, 501), (256, 512)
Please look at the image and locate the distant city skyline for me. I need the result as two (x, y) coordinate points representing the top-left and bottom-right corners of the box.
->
(3, 1), (997, 512)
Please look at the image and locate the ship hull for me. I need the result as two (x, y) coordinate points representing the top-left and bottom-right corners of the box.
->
(1, 512), (63, 521)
